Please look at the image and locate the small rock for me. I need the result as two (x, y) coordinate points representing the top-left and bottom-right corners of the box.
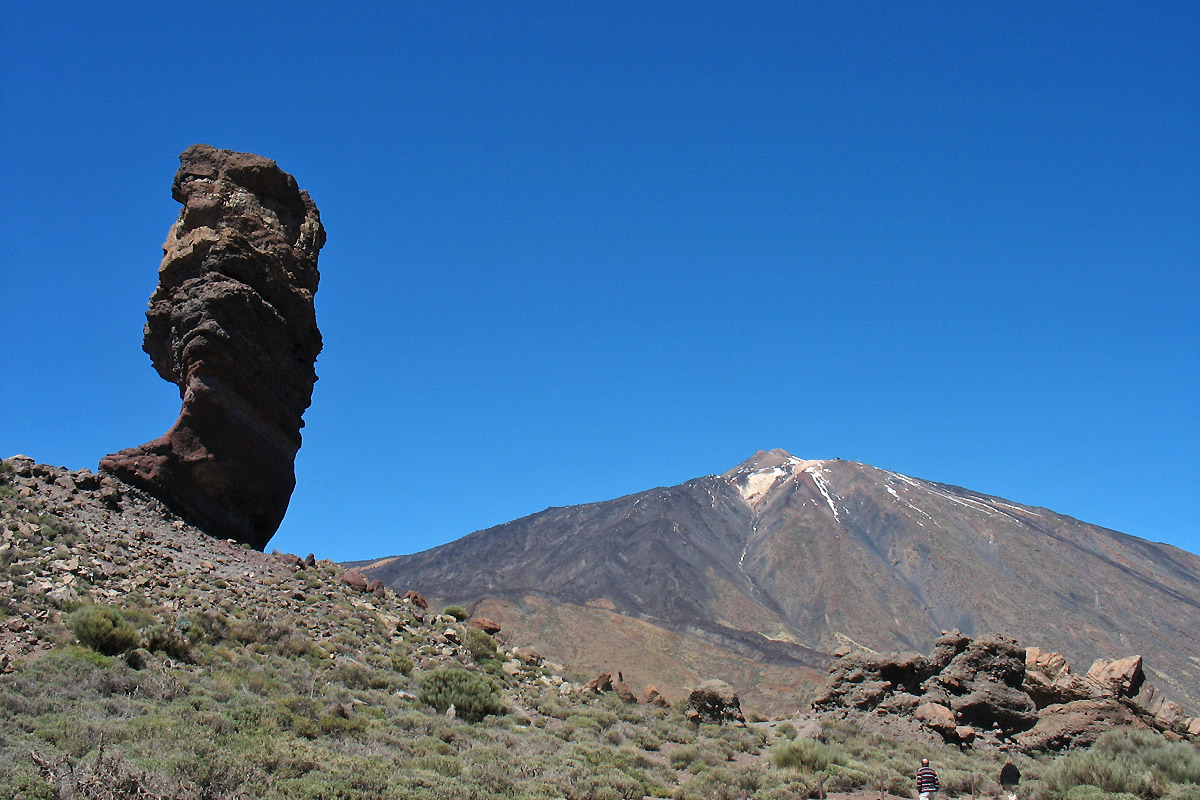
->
(512, 646), (542, 665)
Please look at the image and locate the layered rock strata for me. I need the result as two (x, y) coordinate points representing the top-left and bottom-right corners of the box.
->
(813, 631), (1198, 751)
(100, 144), (325, 549)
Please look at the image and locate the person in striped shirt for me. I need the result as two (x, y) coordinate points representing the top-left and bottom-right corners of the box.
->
(916, 758), (940, 800)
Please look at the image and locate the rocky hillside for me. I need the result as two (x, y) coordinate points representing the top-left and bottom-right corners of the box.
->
(356, 449), (1200, 716)
(4, 455), (1197, 800)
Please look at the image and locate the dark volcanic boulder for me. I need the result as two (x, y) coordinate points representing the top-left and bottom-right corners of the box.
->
(100, 144), (324, 549)
(685, 679), (746, 725)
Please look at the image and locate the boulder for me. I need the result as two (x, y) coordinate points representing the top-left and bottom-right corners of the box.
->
(512, 646), (542, 666)
(341, 570), (368, 592)
(100, 144), (325, 550)
(586, 673), (613, 692)
(812, 650), (931, 711)
(685, 679), (745, 725)
(923, 634), (1034, 730)
(403, 590), (429, 609)
(1086, 655), (1145, 698)
(613, 681), (639, 704)
(1014, 698), (1148, 751)
(1024, 646), (1096, 708)
(914, 701), (956, 735)
(470, 617), (502, 635)
(643, 686), (670, 707)
(929, 629), (971, 671)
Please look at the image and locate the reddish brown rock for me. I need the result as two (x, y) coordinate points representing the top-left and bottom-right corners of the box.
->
(469, 617), (502, 635)
(613, 681), (639, 704)
(914, 701), (956, 735)
(643, 686), (670, 707)
(403, 590), (429, 609)
(586, 673), (613, 692)
(341, 570), (368, 592)
(100, 144), (324, 550)
(1013, 698), (1148, 751)
(1024, 646), (1096, 708)
(1086, 655), (1145, 698)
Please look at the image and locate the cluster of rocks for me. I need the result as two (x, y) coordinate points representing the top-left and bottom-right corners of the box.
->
(100, 144), (325, 551)
(813, 631), (1199, 751)
(581, 671), (673, 708)
(575, 671), (746, 723)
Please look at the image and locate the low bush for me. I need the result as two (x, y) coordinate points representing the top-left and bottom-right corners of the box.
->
(417, 666), (505, 722)
(769, 736), (849, 772)
(1034, 728), (1200, 800)
(464, 627), (497, 662)
(67, 605), (140, 656)
(443, 605), (468, 621)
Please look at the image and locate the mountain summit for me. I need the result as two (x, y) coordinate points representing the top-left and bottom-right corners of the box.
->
(358, 451), (1200, 714)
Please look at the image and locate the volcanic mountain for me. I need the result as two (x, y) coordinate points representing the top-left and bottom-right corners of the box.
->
(357, 450), (1200, 715)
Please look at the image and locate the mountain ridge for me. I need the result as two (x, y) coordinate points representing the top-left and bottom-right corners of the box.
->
(357, 450), (1200, 715)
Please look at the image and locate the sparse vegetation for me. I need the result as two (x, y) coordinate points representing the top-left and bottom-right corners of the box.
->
(442, 604), (468, 621)
(1031, 728), (1200, 800)
(3, 458), (1199, 799)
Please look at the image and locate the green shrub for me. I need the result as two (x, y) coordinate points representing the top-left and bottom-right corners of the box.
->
(677, 765), (760, 800)
(391, 653), (414, 675)
(62, 644), (114, 668)
(67, 605), (140, 655)
(417, 666), (505, 722)
(141, 624), (192, 661)
(769, 737), (849, 772)
(1037, 729), (1200, 800)
(443, 605), (468, 621)
(464, 627), (497, 661)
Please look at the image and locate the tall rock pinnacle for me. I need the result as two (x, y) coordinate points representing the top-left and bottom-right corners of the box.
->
(100, 144), (325, 549)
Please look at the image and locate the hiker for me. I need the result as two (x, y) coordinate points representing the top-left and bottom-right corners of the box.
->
(915, 757), (940, 800)
(999, 757), (1021, 800)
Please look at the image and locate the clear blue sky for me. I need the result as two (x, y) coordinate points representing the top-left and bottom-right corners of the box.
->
(2, 2), (1196, 563)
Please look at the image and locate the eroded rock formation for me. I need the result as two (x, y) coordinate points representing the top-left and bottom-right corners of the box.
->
(813, 631), (1197, 752)
(100, 144), (324, 549)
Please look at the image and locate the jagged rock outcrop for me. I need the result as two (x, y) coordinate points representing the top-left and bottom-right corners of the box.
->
(814, 631), (1197, 752)
(100, 144), (325, 549)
